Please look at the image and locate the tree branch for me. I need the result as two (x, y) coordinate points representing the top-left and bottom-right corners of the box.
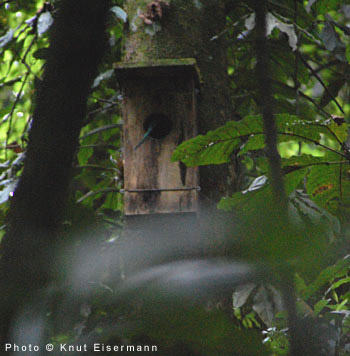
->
(298, 53), (345, 115)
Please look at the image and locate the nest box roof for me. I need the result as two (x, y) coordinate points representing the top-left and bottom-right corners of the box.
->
(114, 58), (201, 88)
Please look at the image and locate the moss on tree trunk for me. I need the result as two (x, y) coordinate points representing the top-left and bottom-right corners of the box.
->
(123, 0), (234, 201)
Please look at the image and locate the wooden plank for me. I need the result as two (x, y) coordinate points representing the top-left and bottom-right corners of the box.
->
(122, 75), (198, 215)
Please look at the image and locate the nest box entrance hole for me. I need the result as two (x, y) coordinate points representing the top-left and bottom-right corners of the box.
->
(143, 112), (172, 140)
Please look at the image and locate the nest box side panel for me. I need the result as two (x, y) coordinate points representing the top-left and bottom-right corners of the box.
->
(122, 77), (198, 215)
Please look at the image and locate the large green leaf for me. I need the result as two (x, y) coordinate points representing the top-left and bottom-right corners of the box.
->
(255, 153), (349, 217)
(173, 114), (342, 167)
(172, 119), (254, 166)
(306, 163), (350, 214)
(218, 168), (307, 213)
(289, 189), (340, 241)
(301, 256), (350, 301)
(281, 154), (330, 172)
(172, 115), (261, 166)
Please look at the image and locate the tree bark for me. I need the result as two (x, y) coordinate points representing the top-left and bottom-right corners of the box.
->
(123, 0), (234, 202)
(0, 0), (111, 345)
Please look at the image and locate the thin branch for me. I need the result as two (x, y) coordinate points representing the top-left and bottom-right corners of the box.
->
(20, 33), (40, 79)
(91, 97), (119, 105)
(5, 34), (37, 157)
(77, 187), (121, 203)
(0, 76), (23, 88)
(11, 26), (40, 80)
(313, 60), (342, 75)
(268, 0), (294, 14)
(276, 131), (347, 158)
(272, 82), (343, 146)
(79, 123), (122, 140)
(4, 71), (30, 158)
(298, 53), (345, 115)
(86, 103), (117, 120)
(210, 28), (229, 42)
(319, 124), (343, 147)
(273, 80), (333, 119)
(75, 164), (120, 172)
(286, 160), (350, 171)
(339, 159), (343, 198)
(79, 144), (120, 150)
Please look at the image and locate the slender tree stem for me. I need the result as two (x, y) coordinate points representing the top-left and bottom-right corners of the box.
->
(255, 0), (287, 209)
(254, 2), (301, 356)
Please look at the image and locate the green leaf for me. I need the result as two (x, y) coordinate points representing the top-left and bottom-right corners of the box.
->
(335, 298), (348, 311)
(289, 190), (340, 241)
(37, 12), (53, 36)
(321, 22), (337, 51)
(0, 29), (14, 49)
(281, 155), (327, 174)
(239, 135), (265, 156)
(313, 0), (340, 15)
(306, 164), (350, 214)
(320, 20), (346, 62)
(0, 178), (18, 205)
(328, 276), (350, 292)
(173, 114), (340, 167)
(232, 284), (257, 308)
(92, 69), (114, 88)
(313, 299), (330, 316)
(32, 47), (50, 60)
(110, 6), (128, 23)
(266, 13), (298, 51)
(294, 273), (307, 295)
(275, 115), (326, 142)
(301, 256), (350, 301)
(77, 147), (93, 166)
(218, 168), (307, 213)
(306, 0), (318, 13)
(218, 186), (270, 213)
(325, 119), (347, 143)
(242, 176), (268, 193)
(172, 115), (262, 166)
(284, 168), (309, 195)
(172, 123), (241, 166)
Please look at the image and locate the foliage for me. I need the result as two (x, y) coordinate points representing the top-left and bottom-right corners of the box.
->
(2, 0), (350, 355)
(171, 0), (350, 354)
(0, 0), (125, 241)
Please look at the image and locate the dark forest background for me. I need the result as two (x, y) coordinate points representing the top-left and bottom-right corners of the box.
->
(1, 0), (350, 355)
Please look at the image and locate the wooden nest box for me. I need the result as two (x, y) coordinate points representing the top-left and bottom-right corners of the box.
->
(114, 58), (200, 215)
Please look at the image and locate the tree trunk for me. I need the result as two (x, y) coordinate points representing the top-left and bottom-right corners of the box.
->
(120, 1), (235, 264)
(123, 0), (234, 202)
(0, 0), (111, 345)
